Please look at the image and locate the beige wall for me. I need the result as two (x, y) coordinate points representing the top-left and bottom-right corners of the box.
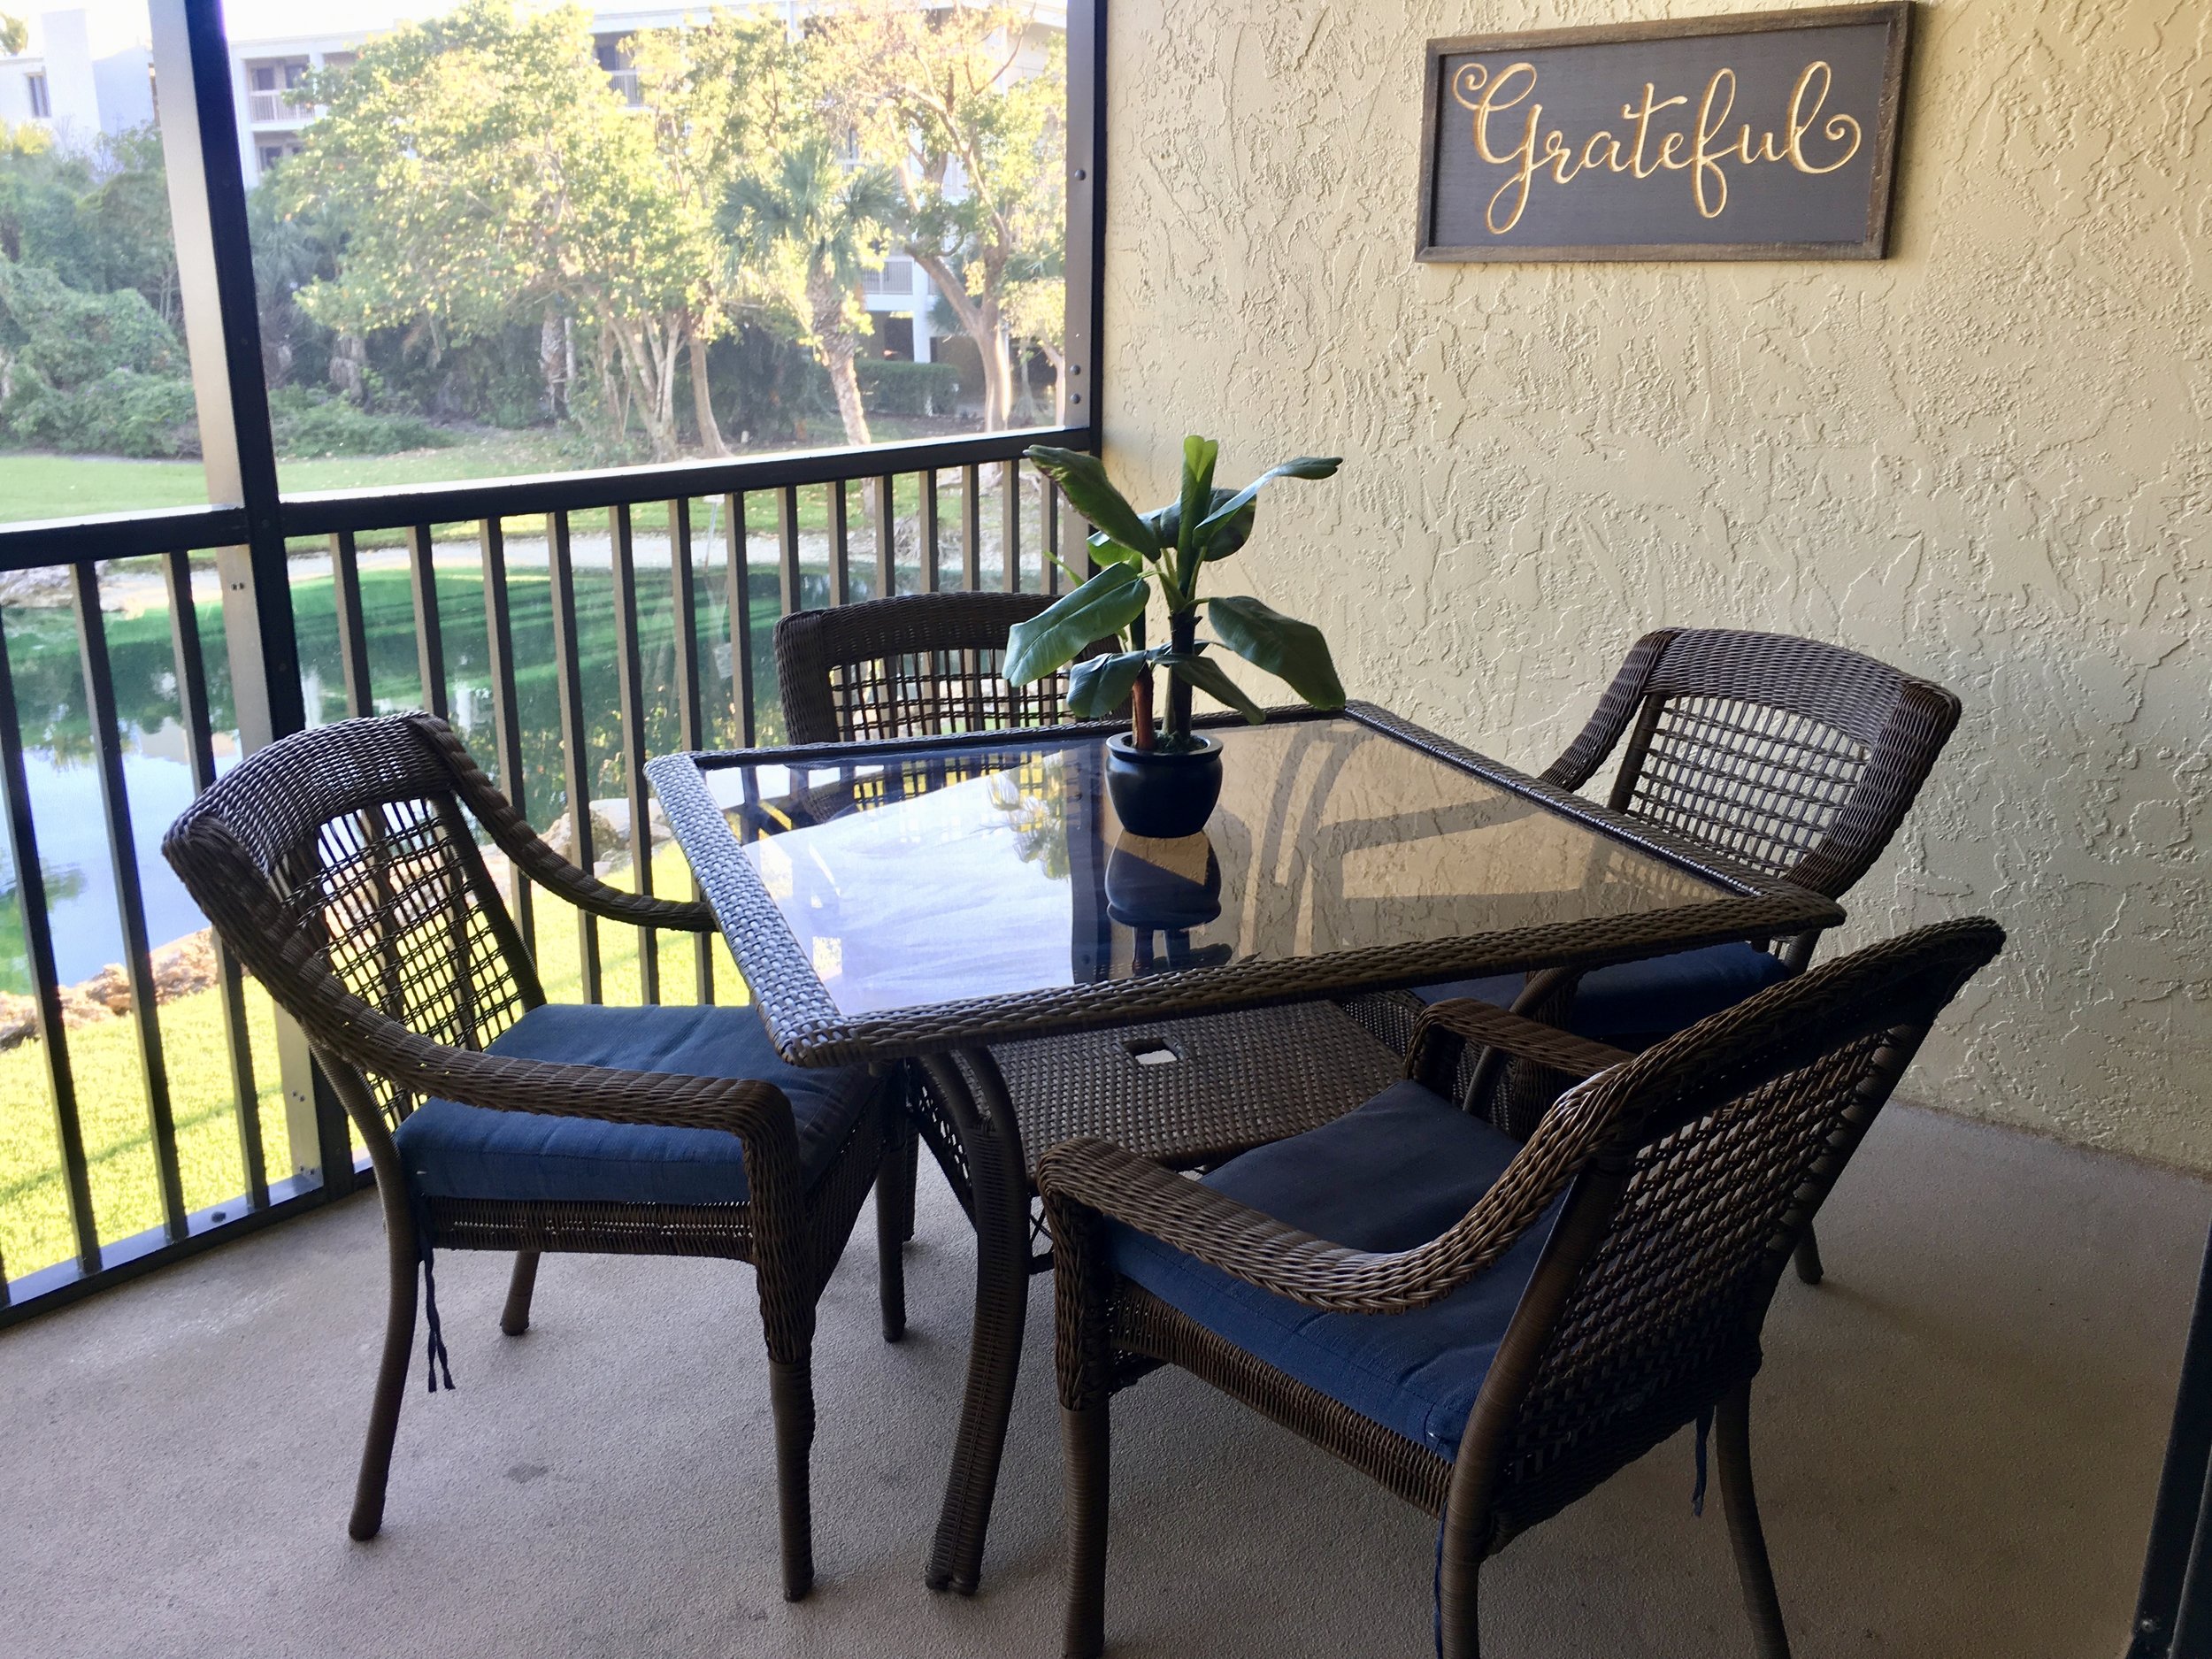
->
(1099, 0), (2211, 1164)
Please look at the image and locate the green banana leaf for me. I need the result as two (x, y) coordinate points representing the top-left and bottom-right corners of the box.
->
(1163, 650), (1267, 723)
(1066, 649), (1154, 718)
(1003, 562), (1150, 686)
(1025, 446), (1160, 562)
(1192, 456), (1341, 544)
(1206, 595), (1346, 709)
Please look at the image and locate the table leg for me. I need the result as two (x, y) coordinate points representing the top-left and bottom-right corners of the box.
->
(921, 1047), (1033, 1595)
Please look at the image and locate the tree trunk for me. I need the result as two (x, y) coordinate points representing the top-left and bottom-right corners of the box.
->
(1036, 341), (1068, 424)
(607, 313), (681, 461)
(808, 269), (872, 447)
(687, 326), (729, 456)
(540, 307), (567, 421)
(908, 249), (1013, 430)
(824, 341), (872, 448)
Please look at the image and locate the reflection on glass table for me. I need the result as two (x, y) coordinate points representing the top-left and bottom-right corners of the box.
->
(709, 717), (1724, 1019)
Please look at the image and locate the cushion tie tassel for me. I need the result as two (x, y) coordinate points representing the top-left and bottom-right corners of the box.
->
(1691, 1402), (1715, 1517)
(408, 1183), (456, 1394)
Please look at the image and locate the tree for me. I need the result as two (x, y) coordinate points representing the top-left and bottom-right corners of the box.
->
(0, 124), (177, 322)
(818, 1), (1065, 431)
(626, 13), (797, 455)
(0, 16), (27, 58)
(282, 0), (718, 460)
(723, 137), (898, 449)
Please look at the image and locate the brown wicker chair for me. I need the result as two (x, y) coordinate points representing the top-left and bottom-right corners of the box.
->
(772, 594), (1402, 1300)
(1360, 627), (1962, 1284)
(1041, 918), (2003, 1659)
(775, 589), (1117, 744)
(161, 713), (896, 1601)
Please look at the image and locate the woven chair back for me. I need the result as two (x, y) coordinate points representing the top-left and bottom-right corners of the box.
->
(1481, 918), (2001, 1532)
(1567, 628), (1960, 899)
(775, 590), (1114, 744)
(164, 716), (538, 1130)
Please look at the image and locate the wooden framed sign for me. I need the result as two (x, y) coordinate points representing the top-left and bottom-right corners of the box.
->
(1417, 3), (1911, 262)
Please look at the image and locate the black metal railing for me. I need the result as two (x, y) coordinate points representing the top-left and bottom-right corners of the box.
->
(0, 424), (1090, 1325)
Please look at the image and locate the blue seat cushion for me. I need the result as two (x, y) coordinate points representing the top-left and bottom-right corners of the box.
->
(1413, 941), (1790, 1043)
(393, 1002), (879, 1208)
(1109, 1080), (1563, 1458)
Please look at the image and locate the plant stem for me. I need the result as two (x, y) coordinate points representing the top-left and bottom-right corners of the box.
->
(1131, 668), (1156, 749)
(1166, 609), (1197, 745)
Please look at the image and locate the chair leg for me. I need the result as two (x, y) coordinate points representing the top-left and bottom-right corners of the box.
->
(1440, 1557), (1482, 1659)
(500, 1250), (541, 1335)
(349, 1209), (419, 1541)
(896, 1120), (920, 1244)
(1792, 1225), (1824, 1286)
(876, 1135), (908, 1344)
(1063, 1397), (1110, 1659)
(1716, 1379), (1792, 1659)
(767, 1353), (818, 1601)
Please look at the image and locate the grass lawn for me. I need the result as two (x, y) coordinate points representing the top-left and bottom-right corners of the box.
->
(0, 844), (744, 1283)
(0, 453), (214, 522)
(4, 416), (998, 537)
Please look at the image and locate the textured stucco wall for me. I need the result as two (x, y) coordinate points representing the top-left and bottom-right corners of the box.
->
(1100, 0), (2211, 1164)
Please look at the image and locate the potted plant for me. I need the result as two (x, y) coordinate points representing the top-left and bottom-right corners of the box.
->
(1008, 437), (1347, 837)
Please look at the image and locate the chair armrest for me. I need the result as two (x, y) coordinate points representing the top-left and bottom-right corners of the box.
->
(1407, 997), (1632, 1094)
(1038, 1109), (1601, 1316)
(409, 712), (716, 935)
(1539, 627), (1678, 792)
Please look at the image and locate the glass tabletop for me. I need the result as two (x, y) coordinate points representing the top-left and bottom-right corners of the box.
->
(680, 715), (1732, 1019)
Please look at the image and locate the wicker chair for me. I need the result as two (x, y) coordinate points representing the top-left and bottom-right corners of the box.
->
(1360, 627), (1962, 1284)
(161, 713), (896, 1601)
(1041, 918), (2003, 1659)
(773, 593), (1402, 1298)
(775, 589), (1117, 744)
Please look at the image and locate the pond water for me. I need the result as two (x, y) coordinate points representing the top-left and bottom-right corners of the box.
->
(0, 547), (795, 994)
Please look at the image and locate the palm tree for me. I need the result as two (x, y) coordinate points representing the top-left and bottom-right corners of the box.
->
(723, 137), (899, 448)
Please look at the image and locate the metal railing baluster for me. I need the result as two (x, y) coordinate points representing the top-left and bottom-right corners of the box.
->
(962, 465), (983, 592)
(777, 485), (802, 617)
(610, 502), (657, 1005)
(165, 549), (266, 1211)
(725, 491), (756, 747)
(921, 468), (941, 594)
(828, 480), (850, 607)
(668, 497), (712, 1002)
(0, 610), (97, 1276)
(478, 517), (534, 955)
(1002, 458), (1022, 593)
(547, 511), (602, 1002)
(73, 562), (187, 1243)
(330, 529), (373, 718)
(872, 474), (895, 597)
(406, 523), (449, 721)
(1045, 476), (1064, 595)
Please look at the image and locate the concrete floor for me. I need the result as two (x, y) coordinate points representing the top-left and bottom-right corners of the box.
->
(3, 1102), (2200, 1659)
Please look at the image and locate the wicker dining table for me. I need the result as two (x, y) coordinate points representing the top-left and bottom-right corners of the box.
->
(647, 702), (1843, 1595)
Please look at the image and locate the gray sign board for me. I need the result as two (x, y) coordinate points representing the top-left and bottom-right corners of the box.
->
(1417, 3), (1912, 262)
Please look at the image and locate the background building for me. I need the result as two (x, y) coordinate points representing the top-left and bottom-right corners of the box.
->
(0, 6), (155, 142)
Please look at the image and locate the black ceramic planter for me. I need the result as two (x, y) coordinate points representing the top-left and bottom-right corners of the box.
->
(1104, 733), (1223, 838)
